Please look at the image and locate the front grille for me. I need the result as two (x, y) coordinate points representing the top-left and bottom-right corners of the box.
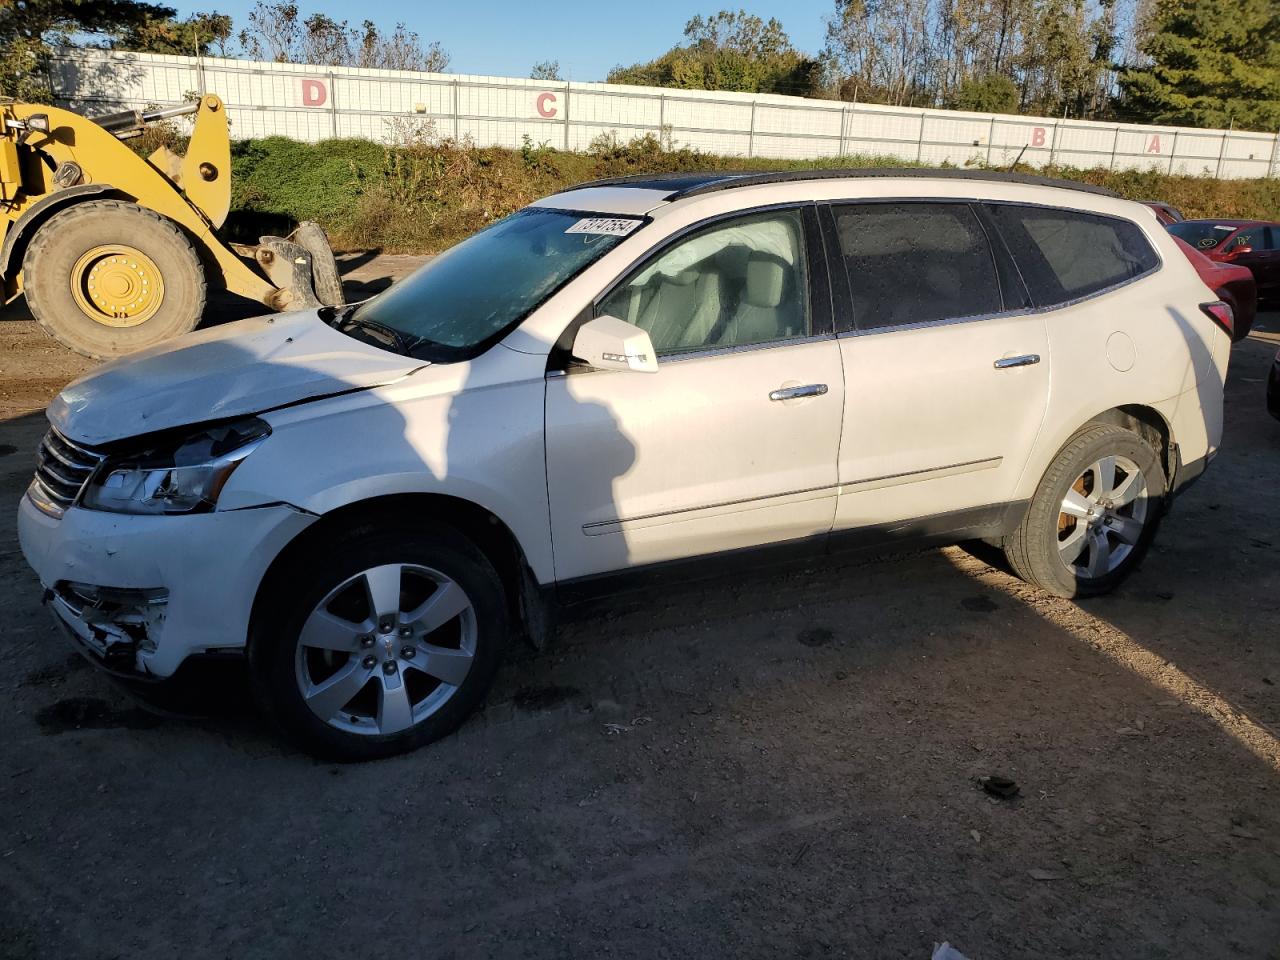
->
(30, 428), (105, 516)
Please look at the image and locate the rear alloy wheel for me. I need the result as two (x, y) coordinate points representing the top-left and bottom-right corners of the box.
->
(1003, 423), (1165, 598)
(252, 522), (507, 761)
(1056, 454), (1149, 581)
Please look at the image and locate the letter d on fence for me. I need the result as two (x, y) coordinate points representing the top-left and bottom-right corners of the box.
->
(301, 79), (327, 107)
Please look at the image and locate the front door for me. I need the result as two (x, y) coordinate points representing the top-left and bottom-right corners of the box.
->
(544, 207), (845, 582)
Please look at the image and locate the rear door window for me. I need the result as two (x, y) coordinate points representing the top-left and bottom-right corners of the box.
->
(828, 202), (1004, 330)
(987, 204), (1160, 307)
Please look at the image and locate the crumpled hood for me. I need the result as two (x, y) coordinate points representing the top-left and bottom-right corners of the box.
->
(49, 310), (426, 446)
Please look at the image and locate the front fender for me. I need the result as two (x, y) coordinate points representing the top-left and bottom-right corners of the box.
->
(221, 372), (555, 583)
(1, 183), (116, 282)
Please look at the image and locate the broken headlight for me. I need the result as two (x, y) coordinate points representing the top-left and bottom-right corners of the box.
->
(81, 418), (270, 515)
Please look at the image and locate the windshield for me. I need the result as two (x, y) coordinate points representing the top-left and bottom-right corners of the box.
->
(347, 208), (642, 360)
(1168, 221), (1239, 250)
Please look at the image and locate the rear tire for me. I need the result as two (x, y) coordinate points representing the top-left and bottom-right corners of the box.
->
(1003, 423), (1165, 598)
(249, 521), (508, 761)
(23, 200), (207, 359)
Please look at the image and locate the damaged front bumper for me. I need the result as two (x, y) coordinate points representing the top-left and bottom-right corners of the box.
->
(46, 582), (170, 679)
(18, 495), (315, 679)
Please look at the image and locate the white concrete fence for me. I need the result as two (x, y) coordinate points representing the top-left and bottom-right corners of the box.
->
(46, 49), (1280, 179)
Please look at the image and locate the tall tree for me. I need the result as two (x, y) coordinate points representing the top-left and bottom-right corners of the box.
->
(947, 72), (1021, 111)
(237, 2), (449, 72)
(530, 60), (562, 81)
(0, 0), (228, 99)
(822, 0), (938, 105)
(1016, 0), (1103, 115)
(121, 12), (234, 56)
(609, 9), (823, 96)
(824, 0), (1119, 115)
(1118, 0), (1280, 128)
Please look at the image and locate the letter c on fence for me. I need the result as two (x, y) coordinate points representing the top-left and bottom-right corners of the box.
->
(301, 79), (327, 107)
(1030, 127), (1046, 148)
(1147, 134), (1161, 154)
(536, 92), (558, 119)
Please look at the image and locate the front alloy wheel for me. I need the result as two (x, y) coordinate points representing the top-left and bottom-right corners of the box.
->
(296, 564), (477, 736)
(252, 522), (507, 761)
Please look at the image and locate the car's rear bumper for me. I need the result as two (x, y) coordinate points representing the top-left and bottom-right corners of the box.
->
(1170, 448), (1210, 499)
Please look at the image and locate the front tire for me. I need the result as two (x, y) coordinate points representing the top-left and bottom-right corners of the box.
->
(249, 522), (508, 761)
(23, 200), (207, 359)
(1003, 423), (1165, 598)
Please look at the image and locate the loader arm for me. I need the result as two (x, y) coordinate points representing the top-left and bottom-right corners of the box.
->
(1, 96), (277, 307)
(180, 95), (232, 228)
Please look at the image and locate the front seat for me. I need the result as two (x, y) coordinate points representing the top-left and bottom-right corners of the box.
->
(635, 268), (721, 353)
(722, 254), (794, 346)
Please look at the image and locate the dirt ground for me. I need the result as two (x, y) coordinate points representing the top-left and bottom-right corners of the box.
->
(0, 258), (1277, 960)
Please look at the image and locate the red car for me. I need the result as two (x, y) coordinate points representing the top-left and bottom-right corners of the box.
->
(1143, 201), (1185, 225)
(1167, 219), (1280, 305)
(1170, 237), (1257, 341)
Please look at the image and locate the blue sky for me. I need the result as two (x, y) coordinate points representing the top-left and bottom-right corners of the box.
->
(172, 1), (834, 79)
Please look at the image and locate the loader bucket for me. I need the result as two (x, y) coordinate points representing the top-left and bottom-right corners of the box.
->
(253, 221), (345, 311)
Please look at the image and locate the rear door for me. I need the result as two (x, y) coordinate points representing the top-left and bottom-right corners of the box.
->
(825, 200), (1051, 535)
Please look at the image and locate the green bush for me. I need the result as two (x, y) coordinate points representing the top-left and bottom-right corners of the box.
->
(230, 137), (385, 229)
(221, 133), (1280, 254)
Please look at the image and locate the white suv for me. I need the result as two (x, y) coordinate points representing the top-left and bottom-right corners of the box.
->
(18, 170), (1232, 759)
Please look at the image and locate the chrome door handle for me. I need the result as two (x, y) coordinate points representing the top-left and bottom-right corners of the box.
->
(994, 354), (1041, 369)
(769, 383), (828, 402)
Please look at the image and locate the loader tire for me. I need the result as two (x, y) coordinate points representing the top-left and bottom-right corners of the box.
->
(23, 200), (207, 359)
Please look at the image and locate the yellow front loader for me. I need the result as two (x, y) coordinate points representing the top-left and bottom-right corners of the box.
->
(0, 95), (343, 359)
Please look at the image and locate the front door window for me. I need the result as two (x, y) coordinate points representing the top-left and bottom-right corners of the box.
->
(598, 210), (810, 355)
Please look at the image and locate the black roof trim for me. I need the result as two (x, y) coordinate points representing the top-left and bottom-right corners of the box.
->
(561, 167), (1121, 201)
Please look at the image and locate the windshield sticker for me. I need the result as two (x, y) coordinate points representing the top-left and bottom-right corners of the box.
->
(565, 218), (641, 237)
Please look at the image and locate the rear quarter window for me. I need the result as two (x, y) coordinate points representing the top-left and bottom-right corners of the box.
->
(986, 204), (1160, 307)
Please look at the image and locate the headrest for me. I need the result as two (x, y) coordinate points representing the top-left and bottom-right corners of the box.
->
(663, 268), (698, 286)
(744, 255), (786, 307)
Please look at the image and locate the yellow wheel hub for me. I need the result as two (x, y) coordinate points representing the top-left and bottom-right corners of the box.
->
(70, 246), (164, 328)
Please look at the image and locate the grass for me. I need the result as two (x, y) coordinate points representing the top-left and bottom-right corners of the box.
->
(201, 129), (1280, 254)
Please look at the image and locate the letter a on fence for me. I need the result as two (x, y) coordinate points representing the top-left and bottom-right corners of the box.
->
(1147, 135), (1161, 154)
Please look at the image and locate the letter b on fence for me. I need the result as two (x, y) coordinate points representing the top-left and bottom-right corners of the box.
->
(1030, 127), (1046, 148)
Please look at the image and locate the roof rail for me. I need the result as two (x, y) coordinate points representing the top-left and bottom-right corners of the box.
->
(561, 167), (1122, 200)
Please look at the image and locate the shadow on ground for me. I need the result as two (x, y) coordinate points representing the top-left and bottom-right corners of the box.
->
(0, 307), (1275, 960)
